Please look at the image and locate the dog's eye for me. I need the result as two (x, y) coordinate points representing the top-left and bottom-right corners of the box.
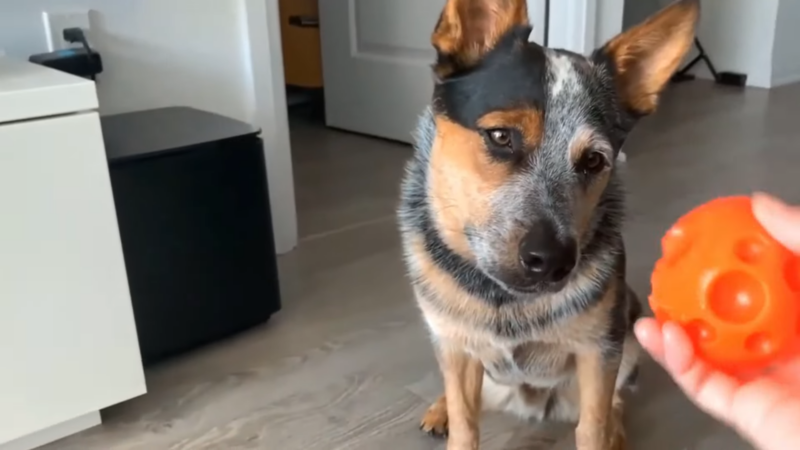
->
(482, 128), (521, 161)
(487, 129), (512, 147)
(577, 151), (607, 175)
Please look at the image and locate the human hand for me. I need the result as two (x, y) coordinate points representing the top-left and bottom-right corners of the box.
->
(635, 193), (800, 450)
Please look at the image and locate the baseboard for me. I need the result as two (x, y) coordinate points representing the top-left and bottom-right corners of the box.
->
(0, 411), (101, 450)
(771, 72), (800, 88)
(690, 66), (772, 89)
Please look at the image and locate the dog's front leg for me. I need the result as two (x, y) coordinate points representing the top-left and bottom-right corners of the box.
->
(438, 344), (484, 450)
(575, 345), (625, 450)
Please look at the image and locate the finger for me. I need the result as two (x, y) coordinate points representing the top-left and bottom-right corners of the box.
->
(634, 318), (665, 364)
(752, 192), (800, 253)
(661, 323), (742, 419)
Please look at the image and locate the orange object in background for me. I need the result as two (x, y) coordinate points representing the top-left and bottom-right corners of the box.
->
(650, 196), (800, 374)
(278, 0), (323, 88)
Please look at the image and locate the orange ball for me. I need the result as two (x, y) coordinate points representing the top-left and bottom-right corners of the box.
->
(650, 196), (800, 374)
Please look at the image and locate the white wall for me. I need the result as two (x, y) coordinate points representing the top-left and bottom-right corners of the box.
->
(595, 0), (624, 47)
(0, 0), (298, 254)
(623, 0), (661, 30)
(771, 0), (800, 86)
(693, 0), (780, 88)
(0, 0), (256, 121)
(528, 0), (547, 44)
(621, 0), (798, 89)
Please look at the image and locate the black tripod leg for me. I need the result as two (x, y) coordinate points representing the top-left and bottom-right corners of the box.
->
(693, 39), (720, 81)
(671, 38), (720, 82)
(674, 54), (702, 77)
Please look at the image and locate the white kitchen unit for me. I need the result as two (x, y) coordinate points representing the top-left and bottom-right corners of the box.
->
(0, 58), (146, 450)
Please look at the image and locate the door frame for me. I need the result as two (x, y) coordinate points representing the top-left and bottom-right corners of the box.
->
(548, 0), (597, 53)
(244, 0), (298, 255)
(242, 0), (612, 255)
(547, 0), (624, 54)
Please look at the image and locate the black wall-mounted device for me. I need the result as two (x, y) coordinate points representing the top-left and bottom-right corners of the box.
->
(28, 27), (103, 80)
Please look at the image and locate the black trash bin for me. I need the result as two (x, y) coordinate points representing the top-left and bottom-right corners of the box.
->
(102, 106), (282, 365)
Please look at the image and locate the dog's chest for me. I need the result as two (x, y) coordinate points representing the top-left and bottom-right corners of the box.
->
(471, 340), (574, 387)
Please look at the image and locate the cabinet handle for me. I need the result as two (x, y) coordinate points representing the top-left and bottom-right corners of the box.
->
(288, 15), (319, 28)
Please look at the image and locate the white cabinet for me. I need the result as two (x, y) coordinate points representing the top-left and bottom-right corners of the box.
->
(0, 59), (145, 450)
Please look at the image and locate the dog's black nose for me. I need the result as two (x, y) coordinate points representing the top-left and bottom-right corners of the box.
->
(518, 222), (578, 283)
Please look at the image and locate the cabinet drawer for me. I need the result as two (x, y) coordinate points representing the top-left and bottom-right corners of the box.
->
(0, 113), (145, 444)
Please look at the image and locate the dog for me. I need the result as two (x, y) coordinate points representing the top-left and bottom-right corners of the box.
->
(397, 0), (699, 449)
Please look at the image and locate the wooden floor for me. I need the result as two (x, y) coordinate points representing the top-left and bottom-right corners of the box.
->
(42, 80), (800, 449)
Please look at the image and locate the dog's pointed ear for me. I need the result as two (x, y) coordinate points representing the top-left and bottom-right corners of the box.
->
(432, 0), (529, 77)
(597, 0), (699, 115)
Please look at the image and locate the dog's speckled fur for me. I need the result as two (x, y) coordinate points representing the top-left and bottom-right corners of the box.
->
(397, 1), (699, 448)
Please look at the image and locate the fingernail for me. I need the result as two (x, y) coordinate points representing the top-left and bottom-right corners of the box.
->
(752, 192), (800, 253)
(753, 192), (788, 216)
(661, 323), (674, 341)
(633, 322), (647, 340)
(662, 322), (681, 344)
(633, 318), (656, 339)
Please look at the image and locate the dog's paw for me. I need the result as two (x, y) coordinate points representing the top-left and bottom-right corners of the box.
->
(606, 405), (627, 450)
(576, 414), (627, 450)
(420, 396), (448, 438)
(576, 431), (627, 450)
(607, 426), (627, 450)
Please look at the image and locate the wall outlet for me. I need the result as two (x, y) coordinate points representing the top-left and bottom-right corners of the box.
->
(42, 10), (91, 52)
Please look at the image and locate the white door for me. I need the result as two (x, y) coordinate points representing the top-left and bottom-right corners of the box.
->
(319, 0), (548, 143)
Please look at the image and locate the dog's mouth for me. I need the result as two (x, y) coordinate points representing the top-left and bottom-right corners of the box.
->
(484, 269), (574, 297)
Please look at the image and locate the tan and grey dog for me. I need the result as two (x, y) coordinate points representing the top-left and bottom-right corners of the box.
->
(397, 0), (699, 449)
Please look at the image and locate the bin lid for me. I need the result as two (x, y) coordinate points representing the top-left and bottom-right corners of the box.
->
(102, 106), (260, 164)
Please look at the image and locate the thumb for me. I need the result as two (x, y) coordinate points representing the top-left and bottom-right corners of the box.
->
(752, 193), (800, 254)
